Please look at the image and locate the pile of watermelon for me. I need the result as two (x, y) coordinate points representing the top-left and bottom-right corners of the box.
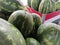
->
(0, 0), (60, 45)
(28, 0), (60, 14)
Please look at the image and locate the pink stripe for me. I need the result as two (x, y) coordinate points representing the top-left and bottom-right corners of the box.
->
(27, 6), (60, 21)
(45, 10), (60, 20)
(27, 6), (42, 17)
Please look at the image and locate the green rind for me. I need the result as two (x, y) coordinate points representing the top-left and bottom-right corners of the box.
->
(55, 2), (60, 11)
(38, 0), (55, 14)
(8, 10), (33, 38)
(0, 0), (24, 12)
(29, 13), (42, 38)
(26, 38), (41, 45)
(0, 0), (27, 20)
(0, 18), (26, 45)
(28, 0), (31, 7)
(32, 13), (42, 30)
(37, 23), (60, 45)
(31, 0), (41, 11)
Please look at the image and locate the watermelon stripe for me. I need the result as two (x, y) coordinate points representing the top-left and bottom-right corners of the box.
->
(0, 18), (26, 45)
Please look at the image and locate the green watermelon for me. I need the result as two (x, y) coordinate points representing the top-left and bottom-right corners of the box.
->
(31, 0), (41, 11)
(0, 18), (26, 45)
(0, 0), (26, 20)
(0, 0), (25, 12)
(8, 10), (33, 38)
(28, 0), (31, 7)
(55, 2), (60, 11)
(26, 38), (41, 45)
(37, 23), (60, 45)
(38, 0), (55, 14)
(29, 13), (42, 38)
(31, 13), (42, 30)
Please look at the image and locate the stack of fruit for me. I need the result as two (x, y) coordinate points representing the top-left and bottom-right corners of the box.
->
(28, 0), (60, 14)
(0, 0), (60, 45)
(0, 0), (26, 20)
(27, 0), (60, 23)
(0, 10), (60, 45)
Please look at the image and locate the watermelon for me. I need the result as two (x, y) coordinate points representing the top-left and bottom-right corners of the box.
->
(29, 13), (42, 38)
(31, 13), (42, 30)
(0, 0), (25, 12)
(0, 18), (26, 45)
(37, 23), (60, 45)
(28, 0), (31, 7)
(55, 2), (60, 11)
(26, 38), (40, 45)
(31, 0), (41, 11)
(8, 10), (33, 38)
(0, 0), (26, 20)
(38, 0), (55, 14)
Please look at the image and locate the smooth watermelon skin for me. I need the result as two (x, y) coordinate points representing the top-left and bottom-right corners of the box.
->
(26, 38), (41, 45)
(29, 13), (42, 38)
(8, 10), (33, 38)
(31, 0), (41, 11)
(37, 23), (60, 45)
(0, 18), (26, 45)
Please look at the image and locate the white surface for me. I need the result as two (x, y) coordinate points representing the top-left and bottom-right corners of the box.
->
(20, 0), (28, 6)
